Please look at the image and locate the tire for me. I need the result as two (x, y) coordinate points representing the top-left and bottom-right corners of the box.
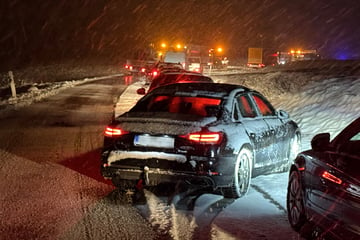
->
(283, 133), (301, 172)
(287, 170), (307, 231)
(289, 133), (301, 161)
(222, 148), (253, 198)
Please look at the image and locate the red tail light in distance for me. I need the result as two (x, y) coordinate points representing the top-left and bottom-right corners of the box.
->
(152, 70), (158, 77)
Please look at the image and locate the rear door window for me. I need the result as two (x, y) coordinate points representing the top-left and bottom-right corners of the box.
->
(235, 94), (258, 118)
(251, 94), (276, 116)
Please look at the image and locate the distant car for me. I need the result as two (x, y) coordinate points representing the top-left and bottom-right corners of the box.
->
(136, 71), (213, 95)
(124, 60), (155, 75)
(247, 62), (265, 68)
(101, 82), (301, 199)
(164, 51), (186, 68)
(147, 61), (184, 79)
(187, 57), (203, 73)
(287, 117), (360, 239)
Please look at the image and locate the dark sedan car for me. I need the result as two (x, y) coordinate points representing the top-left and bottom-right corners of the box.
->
(147, 61), (184, 79)
(287, 117), (360, 239)
(101, 83), (301, 198)
(137, 71), (214, 95)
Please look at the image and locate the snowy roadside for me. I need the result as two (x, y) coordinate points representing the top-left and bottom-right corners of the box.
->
(270, 76), (360, 150)
(0, 74), (123, 113)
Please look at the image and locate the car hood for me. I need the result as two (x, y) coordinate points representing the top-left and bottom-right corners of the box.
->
(115, 112), (218, 135)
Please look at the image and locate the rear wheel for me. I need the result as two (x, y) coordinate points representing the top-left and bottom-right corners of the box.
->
(222, 148), (253, 198)
(287, 170), (307, 231)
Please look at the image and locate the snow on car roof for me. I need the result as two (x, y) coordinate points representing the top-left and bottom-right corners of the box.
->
(151, 82), (251, 98)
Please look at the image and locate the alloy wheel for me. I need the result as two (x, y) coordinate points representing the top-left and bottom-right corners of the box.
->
(287, 171), (306, 231)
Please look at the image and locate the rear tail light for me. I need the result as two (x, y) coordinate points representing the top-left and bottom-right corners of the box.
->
(104, 127), (129, 137)
(182, 131), (223, 144)
(141, 67), (146, 73)
(152, 70), (158, 77)
(321, 171), (342, 185)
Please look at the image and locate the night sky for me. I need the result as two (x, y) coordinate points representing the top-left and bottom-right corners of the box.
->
(1, 0), (360, 68)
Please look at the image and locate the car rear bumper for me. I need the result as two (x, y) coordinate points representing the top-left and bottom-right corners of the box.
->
(101, 149), (235, 188)
(101, 165), (233, 188)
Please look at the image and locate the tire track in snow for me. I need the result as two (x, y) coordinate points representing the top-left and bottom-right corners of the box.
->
(135, 190), (175, 239)
(250, 184), (287, 213)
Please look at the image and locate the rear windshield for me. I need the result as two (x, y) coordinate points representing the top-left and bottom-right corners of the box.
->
(149, 74), (212, 92)
(132, 95), (222, 117)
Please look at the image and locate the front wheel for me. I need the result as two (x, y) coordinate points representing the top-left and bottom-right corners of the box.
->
(222, 148), (253, 198)
(283, 133), (301, 172)
(287, 170), (307, 231)
(289, 133), (301, 161)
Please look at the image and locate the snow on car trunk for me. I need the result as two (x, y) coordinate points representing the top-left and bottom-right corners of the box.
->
(116, 113), (218, 135)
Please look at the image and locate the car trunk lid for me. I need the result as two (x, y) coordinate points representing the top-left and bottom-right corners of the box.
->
(115, 112), (218, 135)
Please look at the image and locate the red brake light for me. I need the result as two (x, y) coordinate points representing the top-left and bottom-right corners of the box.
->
(184, 132), (223, 144)
(141, 67), (146, 73)
(104, 127), (128, 137)
(152, 70), (158, 77)
(322, 171), (342, 185)
(298, 167), (305, 171)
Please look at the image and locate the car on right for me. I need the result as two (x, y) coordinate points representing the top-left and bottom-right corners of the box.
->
(287, 116), (360, 239)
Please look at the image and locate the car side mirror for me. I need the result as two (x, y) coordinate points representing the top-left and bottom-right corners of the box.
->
(311, 133), (330, 152)
(277, 109), (289, 119)
(136, 88), (146, 95)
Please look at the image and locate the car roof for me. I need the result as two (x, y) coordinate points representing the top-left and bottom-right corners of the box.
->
(156, 71), (203, 76)
(150, 71), (213, 84)
(149, 82), (252, 98)
(148, 72), (214, 92)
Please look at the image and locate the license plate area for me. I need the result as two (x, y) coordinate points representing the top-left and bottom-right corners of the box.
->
(134, 135), (175, 149)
